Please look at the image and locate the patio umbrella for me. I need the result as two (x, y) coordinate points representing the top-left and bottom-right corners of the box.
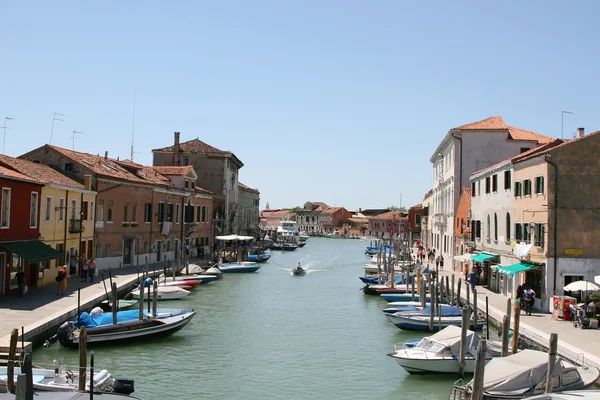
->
(563, 280), (600, 292)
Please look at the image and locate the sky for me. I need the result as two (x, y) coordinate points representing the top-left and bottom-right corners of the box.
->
(2, 1), (599, 210)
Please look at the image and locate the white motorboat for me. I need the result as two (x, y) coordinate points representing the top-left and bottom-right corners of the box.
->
(205, 266), (223, 279)
(218, 261), (261, 273)
(277, 220), (300, 243)
(0, 360), (113, 392)
(159, 274), (218, 284)
(363, 262), (413, 275)
(528, 391), (600, 399)
(299, 232), (309, 242)
(131, 285), (190, 300)
(450, 350), (600, 399)
(387, 325), (500, 374)
(385, 305), (484, 331)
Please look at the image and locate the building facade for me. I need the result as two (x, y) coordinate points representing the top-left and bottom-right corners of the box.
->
(408, 205), (422, 245)
(367, 211), (408, 239)
(421, 190), (434, 249)
(453, 188), (472, 272)
(152, 132), (244, 234)
(430, 116), (553, 267)
(237, 183), (260, 236)
(319, 207), (350, 234)
(295, 202), (328, 234)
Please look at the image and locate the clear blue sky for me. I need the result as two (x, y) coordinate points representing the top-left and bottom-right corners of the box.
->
(2, 1), (598, 210)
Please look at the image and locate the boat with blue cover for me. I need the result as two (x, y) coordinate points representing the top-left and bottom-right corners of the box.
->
(381, 293), (432, 303)
(248, 251), (271, 263)
(218, 261), (261, 273)
(385, 305), (484, 331)
(45, 308), (195, 349)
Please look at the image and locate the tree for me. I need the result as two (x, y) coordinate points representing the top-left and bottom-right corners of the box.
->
(388, 205), (407, 212)
(359, 225), (368, 235)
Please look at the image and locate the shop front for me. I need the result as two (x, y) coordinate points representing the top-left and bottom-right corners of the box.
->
(470, 252), (496, 287)
(497, 262), (543, 308)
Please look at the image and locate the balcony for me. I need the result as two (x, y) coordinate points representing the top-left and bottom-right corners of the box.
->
(69, 219), (84, 234)
(433, 214), (447, 227)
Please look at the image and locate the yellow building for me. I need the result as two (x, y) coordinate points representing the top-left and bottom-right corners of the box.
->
(0, 155), (96, 286)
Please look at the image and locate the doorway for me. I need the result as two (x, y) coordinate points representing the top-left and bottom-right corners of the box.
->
(156, 240), (162, 263)
(0, 253), (5, 295)
(29, 263), (39, 288)
(123, 239), (133, 265)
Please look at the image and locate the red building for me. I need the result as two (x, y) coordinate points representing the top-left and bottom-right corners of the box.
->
(0, 167), (62, 296)
(319, 207), (350, 234)
(408, 205), (423, 245)
(368, 211), (409, 240)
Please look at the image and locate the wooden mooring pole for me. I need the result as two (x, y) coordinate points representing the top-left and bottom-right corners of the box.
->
(445, 276), (450, 304)
(16, 351), (32, 400)
(472, 288), (478, 330)
(457, 278), (462, 307)
(501, 315), (510, 357)
(138, 283), (144, 320)
(420, 280), (426, 308)
(411, 273), (415, 301)
(78, 326), (87, 391)
(485, 296), (490, 340)
(152, 280), (158, 317)
(458, 306), (470, 378)
(512, 300), (520, 355)
(111, 283), (118, 323)
(451, 274), (455, 306)
(466, 282), (471, 307)
(506, 297), (511, 330)
(471, 339), (487, 400)
(90, 351), (95, 400)
(7, 328), (18, 393)
(428, 272), (434, 332)
(545, 333), (559, 394)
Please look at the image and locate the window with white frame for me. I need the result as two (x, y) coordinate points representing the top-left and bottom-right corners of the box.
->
(59, 198), (65, 221)
(90, 201), (95, 221)
(30, 192), (39, 228)
(45, 196), (52, 221)
(71, 199), (77, 220)
(1, 188), (10, 228)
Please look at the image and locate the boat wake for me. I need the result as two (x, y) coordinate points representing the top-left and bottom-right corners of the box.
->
(282, 268), (324, 275)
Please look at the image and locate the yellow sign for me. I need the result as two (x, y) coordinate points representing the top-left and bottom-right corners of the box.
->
(564, 248), (584, 255)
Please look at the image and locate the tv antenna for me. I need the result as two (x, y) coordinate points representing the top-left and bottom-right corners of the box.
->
(2, 117), (14, 154)
(130, 89), (140, 162)
(49, 113), (65, 144)
(70, 130), (84, 150)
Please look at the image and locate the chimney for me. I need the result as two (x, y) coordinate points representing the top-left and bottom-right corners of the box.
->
(174, 132), (181, 165)
(84, 175), (93, 191)
(577, 127), (585, 138)
(104, 151), (108, 160)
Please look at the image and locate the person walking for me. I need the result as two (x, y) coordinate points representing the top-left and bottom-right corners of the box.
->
(88, 257), (97, 283)
(463, 264), (469, 281)
(56, 267), (67, 296)
(439, 256), (444, 271)
(523, 285), (536, 316)
(69, 253), (77, 277)
(80, 254), (88, 282)
(467, 269), (477, 293)
(435, 255), (441, 270)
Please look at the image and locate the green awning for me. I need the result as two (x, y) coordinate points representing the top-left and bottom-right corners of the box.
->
(497, 262), (538, 276)
(0, 240), (63, 263)
(470, 253), (495, 263)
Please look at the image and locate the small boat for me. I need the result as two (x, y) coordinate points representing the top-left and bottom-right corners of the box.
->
(271, 242), (298, 251)
(387, 325), (500, 374)
(99, 299), (138, 312)
(385, 305), (483, 331)
(130, 285), (190, 301)
(359, 275), (405, 285)
(45, 308), (196, 349)
(299, 232), (309, 242)
(381, 293), (432, 303)
(363, 283), (413, 295)
(296, 242), (306, 248)
(363, 262), (414, 275)
(205, 266), (223, 279)
(292, 266), (306, 276)
(160, 274), (216, 285)
(219, 261), (261, 273)
(248, 251), (271, 263)
(0, 360), (115, 392)
(382, 301), (424, 314)
(450, 350), (600, 399)
(528, 391), (600, 399)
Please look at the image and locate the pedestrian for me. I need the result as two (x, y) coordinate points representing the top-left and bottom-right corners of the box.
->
(463, 264), (469, 281)
(56, 266), (67, 296)
(80, 254), (88, 282)
(88, 257), (97, 283)
(439, 256), (444, 271)
(435, 255), (441, 269)
(467, 269), (477, 292)
(15, 270), (25, 296)
(523, 285), (536, 316)
(69, 254), (77, 277)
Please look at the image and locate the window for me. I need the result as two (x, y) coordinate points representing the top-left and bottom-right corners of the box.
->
(182, 157), (190, 166)
(64, 162), (73, 171)
(475, 220), (481, 239)
(534, 223), (545, 248)
(506, 213), (511, 241)
(45, 196), (52, 221)
(176, 203), (180, 224)
(504, 170), (511, 190)
(515, 223), (522, 241)
(185, 181), (189, 189)
(494, 213), (498, 241)
(158, 202), (165, 222)
(201, 206), (206, 222)
(30, 192), (39, 228)
(485, 177), (491, 194)
(524, 179), (532, 196)
(514, 181), (522, 197)
(123, 202), (129, 222)
(106, 244), (112, 257)
(523, 222), (531, 242)
(95, 244), (102, 258)
(59, 198), (65, 222)
(535, 176), (545, 194)
(166, 240), (171, 252)
(97, 199), (104, 221)
(486, 215), (491, 241)
(191, 182), (195, 189)
(415, 214), (421, 225)
(107, 200), (113, 222)
(82, 201), (88, 220)
(71, 199), (77, 219)
(131, 202), (137, 222)
(520, 147), (530, 154)
(167, 203), (173, 222)
(472, 182), (476, 197)
(144, 203), (153, 223)
(90, 201), (95, 221)
(492, 174), (498, 192)
(562, 370), (581, 387)
(196, 205), (201, 223)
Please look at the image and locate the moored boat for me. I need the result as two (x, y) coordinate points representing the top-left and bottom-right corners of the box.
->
(130, 285), (190, 301)
(381, 293), (432, 303)
(385, 305), (483, 331)
(219, 261), (261, 273)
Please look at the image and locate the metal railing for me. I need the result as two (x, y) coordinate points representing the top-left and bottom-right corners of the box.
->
(68, 219), (84, 234)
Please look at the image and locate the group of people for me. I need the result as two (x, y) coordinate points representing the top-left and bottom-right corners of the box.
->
(516, 284), (537, 315)
(56, 254), (96, 296)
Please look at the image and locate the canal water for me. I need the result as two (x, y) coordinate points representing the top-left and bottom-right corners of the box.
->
(36, 238), (459, 399)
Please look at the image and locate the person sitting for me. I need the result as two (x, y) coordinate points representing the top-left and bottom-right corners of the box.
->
(296, 262), (303, 271)
(569, 302), (577, 323)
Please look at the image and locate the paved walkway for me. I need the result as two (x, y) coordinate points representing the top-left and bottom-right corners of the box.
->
(429, 261), (600, 369)
(0, 258), (207, 350)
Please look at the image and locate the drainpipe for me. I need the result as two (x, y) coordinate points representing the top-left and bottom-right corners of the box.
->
(63, 191), (69, 270)
(545, 155), (559, 297)
(451, 132), (463, 201)
(79, 192), (84, 260)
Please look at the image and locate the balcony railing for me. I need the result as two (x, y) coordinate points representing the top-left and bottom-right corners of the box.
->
(69, 219), (84, 234)
(434, 214), (447, 227)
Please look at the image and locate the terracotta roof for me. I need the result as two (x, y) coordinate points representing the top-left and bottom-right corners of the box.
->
(152, 138), (226, 155)
(453, 116), (553, 144)
(516, 130), (600, 163)
(0, 154), (84, 189)
(347, 217), (368, 223)
(195, 187), (213, 195)
(238, 182), (259, 193)
(152, 166), (194, 176)
(370, 211), (402, 220)
(0, 165), (41, 185)
(321, 207), (345, 214)
(41, 145), (169, 187)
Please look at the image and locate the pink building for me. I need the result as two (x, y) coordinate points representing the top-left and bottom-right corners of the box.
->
(368, 211), (408, 239)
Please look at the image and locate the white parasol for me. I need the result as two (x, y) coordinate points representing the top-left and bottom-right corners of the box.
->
(563, 280), (600, 292)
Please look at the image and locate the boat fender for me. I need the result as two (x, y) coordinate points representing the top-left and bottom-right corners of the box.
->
(144, 277), (153, 287)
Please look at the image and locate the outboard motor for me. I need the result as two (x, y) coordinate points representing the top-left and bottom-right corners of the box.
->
(44, 321), (73, 348)
(113, 378), (135, 395)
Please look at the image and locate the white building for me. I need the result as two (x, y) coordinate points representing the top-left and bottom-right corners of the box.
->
(430, 116), (553, 264)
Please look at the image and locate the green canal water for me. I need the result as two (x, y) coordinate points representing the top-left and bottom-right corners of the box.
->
(35, 238), (460, 399)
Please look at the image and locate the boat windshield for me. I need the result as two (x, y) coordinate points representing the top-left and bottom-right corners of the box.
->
(416, 338), (446, 353)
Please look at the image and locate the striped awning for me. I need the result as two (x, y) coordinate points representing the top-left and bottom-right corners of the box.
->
(497, 262), (538, 276)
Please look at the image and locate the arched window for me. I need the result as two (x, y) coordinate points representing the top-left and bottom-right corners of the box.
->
(506, 213), (511, 241)
(460, 218), (464, 234)
(486, 215), (491, 240)
(494, 213), (498, 241)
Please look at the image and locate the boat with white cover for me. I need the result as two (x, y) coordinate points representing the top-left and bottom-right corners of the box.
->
(450, 350), (600, 399)
(218, 261), (261, 273)
(363, 261), (413, 275)
(387, 325), (500, 374)
(385, 305), (484, 331)
(528, 391), (600, 399)
(0, 360), (113, 392)
(130, 285), (190, 300)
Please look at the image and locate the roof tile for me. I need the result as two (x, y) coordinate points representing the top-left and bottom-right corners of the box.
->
(453, 116), (553, 144)
(0, 165), (41, 185)
(152, 166), (194, 176)
(0, 154), (83, 189)
(152, 138), (226, 155)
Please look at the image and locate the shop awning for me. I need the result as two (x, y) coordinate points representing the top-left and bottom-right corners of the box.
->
(0, 240), (63, 263)
(453, 253), (473, 262)
(496, 262), (538, 276)
(470, 253), (495, 263)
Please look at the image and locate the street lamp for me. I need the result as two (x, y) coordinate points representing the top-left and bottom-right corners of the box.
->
(561, 111), (573, 140)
